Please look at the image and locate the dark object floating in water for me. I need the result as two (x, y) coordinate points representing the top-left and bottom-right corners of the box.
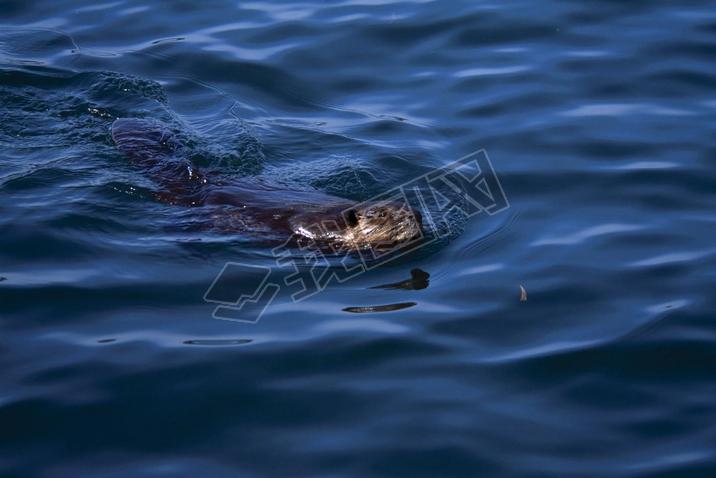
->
(0, 277), (6, 282)
(370, 268), (429, 290)
(97, 338), (116, 344)
(183, 339), (252, 346)
(343, 302), (417, 314)
(111, 118), (422, 251)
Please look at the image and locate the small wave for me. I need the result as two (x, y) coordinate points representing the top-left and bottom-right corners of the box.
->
(532, 223), (645, 246)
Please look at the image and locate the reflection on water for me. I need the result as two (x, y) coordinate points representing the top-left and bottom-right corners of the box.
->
(183, 339), (252, 346)
(342, 302), (417, 314)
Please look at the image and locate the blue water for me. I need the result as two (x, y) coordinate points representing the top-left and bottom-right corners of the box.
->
(1, 1), (715, 476)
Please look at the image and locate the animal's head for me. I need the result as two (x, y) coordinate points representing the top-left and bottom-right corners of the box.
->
(289, 201), (423, 251)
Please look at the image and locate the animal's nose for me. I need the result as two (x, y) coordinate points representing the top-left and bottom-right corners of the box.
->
(345, 209), (359, 227)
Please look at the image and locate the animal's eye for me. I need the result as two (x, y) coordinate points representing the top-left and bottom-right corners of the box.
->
(346, 209), (359, 227)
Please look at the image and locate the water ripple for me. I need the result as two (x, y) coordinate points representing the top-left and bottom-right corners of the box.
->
(531, 223), (645, 246)
(1, 0), (715, 476)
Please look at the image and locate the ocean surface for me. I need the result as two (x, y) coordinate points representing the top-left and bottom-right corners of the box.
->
(1, 1), (715, 477)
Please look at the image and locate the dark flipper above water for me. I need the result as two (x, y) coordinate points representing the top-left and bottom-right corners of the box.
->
(369, 268), (430, 290)
(111, 118), (206, 205)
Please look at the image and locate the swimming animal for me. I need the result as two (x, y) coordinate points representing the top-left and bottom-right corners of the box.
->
(111, 118), (422, 251)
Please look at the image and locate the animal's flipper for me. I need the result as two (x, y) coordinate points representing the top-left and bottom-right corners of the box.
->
(111, 118), (206, 205)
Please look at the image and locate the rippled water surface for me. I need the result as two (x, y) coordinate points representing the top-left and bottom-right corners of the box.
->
(1, 1), (715, 477)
